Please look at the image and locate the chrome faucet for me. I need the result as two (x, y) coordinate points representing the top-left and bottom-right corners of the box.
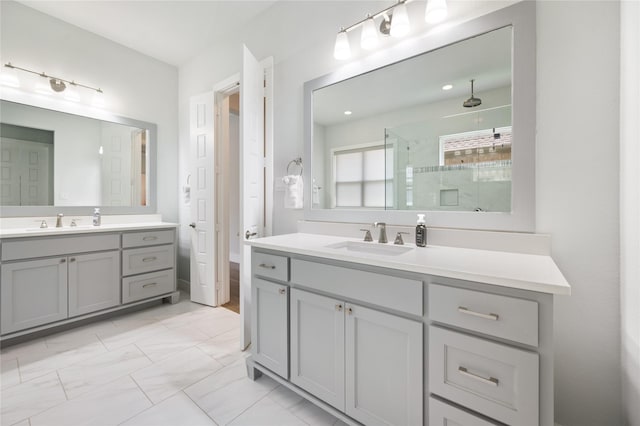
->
(56, 213), (63, 228)
(374, 222), (388, 243)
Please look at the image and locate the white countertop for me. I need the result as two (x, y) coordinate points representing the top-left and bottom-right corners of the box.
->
(0, 222), (178, 239)
(247, 233), (571, 295)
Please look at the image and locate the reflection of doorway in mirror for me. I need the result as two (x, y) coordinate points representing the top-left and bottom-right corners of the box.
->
(0, 125), (54, 206)
(130, 130), (147, 206)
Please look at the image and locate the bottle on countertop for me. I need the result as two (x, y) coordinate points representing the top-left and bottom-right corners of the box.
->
(416, 213), (427, 247)
(93, 208), (101, 226)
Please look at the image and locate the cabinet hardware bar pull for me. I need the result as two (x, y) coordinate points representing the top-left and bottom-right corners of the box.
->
(258, 264), (276, 269)
(142, 282), (157, 288)
(60, 259), (66, 263)
(142, 257), (157, 262)
(457, 306), (499, 321)
(143, 236), (158, 241)
(70, 258), (76, 262)
(278, 288), (286, 295)
(458, 366), (499, 386)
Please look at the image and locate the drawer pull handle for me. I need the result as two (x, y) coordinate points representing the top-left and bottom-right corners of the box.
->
(70, 258), (76, 262)
(143, 236), (158, 241)
(458, 366), (499, 386)
(142, 282), (157, 288)
(60, 259), (66, 263)
(278, 288), (286, 295)
(258, 263), (276, 270)
(142, 257), (158, 262)
(458, 306), (499, 321)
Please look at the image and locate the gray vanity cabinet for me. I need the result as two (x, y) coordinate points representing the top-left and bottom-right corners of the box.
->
(252, 278), (289, 378)
(68, 251), (120, 317)
(290, 287), (423, 426)
(1, 257), (68, 334)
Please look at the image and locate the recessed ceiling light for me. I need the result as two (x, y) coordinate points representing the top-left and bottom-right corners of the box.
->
(442, 84), (453, 91)
(344, 110), (352, 115)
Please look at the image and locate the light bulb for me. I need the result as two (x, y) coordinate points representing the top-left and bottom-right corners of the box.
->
(334, 30), (351, 60)
(0, 66), (20, 88)
(425, 0), (448, 24)
(65, 86), (80, 102)
(92, 90), (105, 108)
(35, 79), (51, 95)
(390, 3), (410, 37)
(98, 145), (104, 155)
(360, 16), (379, 50)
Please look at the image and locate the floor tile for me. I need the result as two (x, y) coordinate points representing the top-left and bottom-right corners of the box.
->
(197, 327), (244, 365)
(18, 341), (108, 383)
(120, 392), (216, 426)
(134, 326), (210, 362)
(58, 344), (151, 399)
(43, 321), (113, 352)
(97, 322), (169, 351)
(229, 396), (307, 426)
(30, 376), (152, 426)
(1, 357), (21, 389)
(185, 365), (279, 425)
(290, 399), (340, 426)
(131, 346), (224, 404)
(1, 338), (48, 361)
(0, 371), (67, 426)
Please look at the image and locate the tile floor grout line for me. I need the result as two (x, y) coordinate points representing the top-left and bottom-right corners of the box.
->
(182, 389), (221, 426)
(55, 370), (71, 401)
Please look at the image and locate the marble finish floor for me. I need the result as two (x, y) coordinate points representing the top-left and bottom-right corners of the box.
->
(0, 293), (345, 426)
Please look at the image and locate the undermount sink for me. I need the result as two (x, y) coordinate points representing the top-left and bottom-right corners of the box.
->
(325, 241), (414, 256)
(24, 225), (94, 232)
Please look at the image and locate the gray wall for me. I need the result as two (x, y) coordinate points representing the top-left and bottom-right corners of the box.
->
(178, 1), (623, 424)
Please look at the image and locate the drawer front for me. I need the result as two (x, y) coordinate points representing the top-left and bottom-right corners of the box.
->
(429, 326), (539, 426)
(429, 397), (502, 426)
(252, 251), (289, 282)
(122, 269), (175, 303)
(291, 259), (422, 316)
(122, 229), (175, 248)
(2, 234), (120, 261)
(429, 284), (538, 346)
(122, 245), (174, 276)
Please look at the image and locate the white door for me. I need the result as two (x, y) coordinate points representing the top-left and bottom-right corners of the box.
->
(240, 45), (265, 348)
(189, 92), (217, 306)
(0, 138), (52, 206)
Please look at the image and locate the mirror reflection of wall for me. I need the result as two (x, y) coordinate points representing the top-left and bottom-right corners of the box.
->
(0, 100), (149, 207)
(312, 26), (513, 213)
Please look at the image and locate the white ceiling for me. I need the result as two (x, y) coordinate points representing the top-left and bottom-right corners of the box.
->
(17, 0), (278, 67)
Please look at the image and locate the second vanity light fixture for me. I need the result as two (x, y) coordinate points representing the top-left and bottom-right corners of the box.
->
(2, 62), (104, 105)
(334, 0), (448, 60)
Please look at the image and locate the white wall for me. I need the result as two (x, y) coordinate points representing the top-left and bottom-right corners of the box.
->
(178, 1), (624, 423)
(536, 2), (621, 425)
(0, 1), (178, 221)
(620, 1), (640, 424)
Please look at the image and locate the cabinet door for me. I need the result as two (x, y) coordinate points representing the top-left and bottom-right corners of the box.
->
(1, 258), (68, 334)
(345, 303), (423, 426)
(68, 251), (120, 317)
(251, 278), (289, 378)
(290, 289), (345, 411)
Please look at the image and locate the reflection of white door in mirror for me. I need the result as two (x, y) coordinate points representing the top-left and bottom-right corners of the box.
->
(0, 137), (52, 206)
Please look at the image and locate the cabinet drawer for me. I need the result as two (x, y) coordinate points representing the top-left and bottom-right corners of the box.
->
(252, 251), (289, 282)
(291, 259), (422, 316)
(429, 397), (502, 426)
(429, 326), (539, 426)
(122, 229), (175, 248)
(122, 269), (175, 303)
(429, 284), (538, 346)
(122, 245), (174, 276)
(2, 234), (120, 261)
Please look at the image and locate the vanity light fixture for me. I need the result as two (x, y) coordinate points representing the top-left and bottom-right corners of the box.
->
(463, 79), (482, 108)
(442, 84), (453, 90)
(333, 0), (448, 60)
(0, 65), (20, 88)
(2, 62), (103, 99)
(344, 110), (353, 115)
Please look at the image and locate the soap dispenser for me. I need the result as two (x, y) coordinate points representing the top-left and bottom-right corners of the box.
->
(416, 214), (427, 247)
(93, 208), (101, 226)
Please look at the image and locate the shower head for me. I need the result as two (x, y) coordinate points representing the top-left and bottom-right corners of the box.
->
(463, 79), (482, 108)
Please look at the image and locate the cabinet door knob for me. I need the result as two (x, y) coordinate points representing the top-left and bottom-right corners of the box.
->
(347, 307), (353, 315)
(60, 258), (66, 263)
(335, 304), (343, 312)
(278, 288), (286, 295)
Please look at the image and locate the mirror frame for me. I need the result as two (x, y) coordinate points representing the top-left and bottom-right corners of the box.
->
(304, 1), (535, 232)
(0, 99), (157, 217)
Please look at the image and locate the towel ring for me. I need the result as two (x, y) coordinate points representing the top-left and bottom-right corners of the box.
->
(287, 157), (303, 176)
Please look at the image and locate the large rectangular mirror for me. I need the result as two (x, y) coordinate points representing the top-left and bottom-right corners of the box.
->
(0, 100), (156, 216)
(304, 2), (535, 231)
